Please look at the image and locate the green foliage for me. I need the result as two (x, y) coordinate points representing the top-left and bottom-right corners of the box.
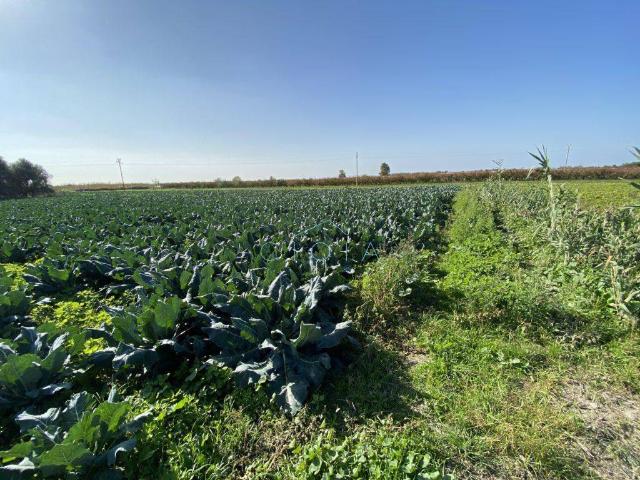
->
(122, 365), (249, 479)
(24, 259), (75, 296)
(31, 290), (112, 330)
(359, 246), (435, 324)
(411, 314), (584, 478)
(529, 145), (551, 174)
(0, 186), (457, 417)
(558, 180), (640, 210)
(441, 189), (526, 319)
(0, 333), (70, 411)
(0, 157), (53, 199)
(0, 289), (29, 321)
(0, 392), (150, 478)
(482, 179), (640, 328)
(289, 420), (445, 479)
(3, 180), (637, 479)
(0, 264), (27, 289)
(446, 188), (497, 243)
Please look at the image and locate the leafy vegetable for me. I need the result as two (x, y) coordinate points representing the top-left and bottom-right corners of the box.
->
(1, 392), (151, 478)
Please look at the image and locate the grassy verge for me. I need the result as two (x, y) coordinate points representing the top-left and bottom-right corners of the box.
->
(416, 186), (639, 478)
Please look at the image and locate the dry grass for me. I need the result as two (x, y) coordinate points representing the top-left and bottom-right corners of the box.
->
(561, 379), (640, 480)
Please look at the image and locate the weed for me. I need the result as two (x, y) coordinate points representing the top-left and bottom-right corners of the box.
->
(357, 245), (436, 333)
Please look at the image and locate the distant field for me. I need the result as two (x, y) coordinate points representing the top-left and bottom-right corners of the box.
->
(55, 178), (640, 210)
(54, 163), (640, 193)
(469, 179), (640, 210)
(553, 179), (640, 209)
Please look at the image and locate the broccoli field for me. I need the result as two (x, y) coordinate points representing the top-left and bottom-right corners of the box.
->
(1, 181), (639, 479)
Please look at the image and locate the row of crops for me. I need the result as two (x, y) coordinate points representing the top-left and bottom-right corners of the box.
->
(0, 186), (457, 478)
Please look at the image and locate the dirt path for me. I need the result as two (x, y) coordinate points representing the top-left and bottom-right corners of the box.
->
(561, 379), (639, 479)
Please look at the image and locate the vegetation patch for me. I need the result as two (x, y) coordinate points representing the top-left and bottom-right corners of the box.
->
(31, 289), (113, 329)
(0, 179), (638, 478)
(357, 245), (437, 334)
(0, 263), (27, 288)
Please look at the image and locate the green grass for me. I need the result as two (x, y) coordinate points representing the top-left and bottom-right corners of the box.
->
(522, 179), (640, 210)
(558, 180), (640, 209)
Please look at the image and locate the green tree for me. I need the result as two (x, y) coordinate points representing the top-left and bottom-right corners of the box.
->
(338, 169), (346, 178)
(0, 157), (52, 198)
(0, 157), (13, 198)
(10, 158), (53, 196)
(379, 163), (390, 176)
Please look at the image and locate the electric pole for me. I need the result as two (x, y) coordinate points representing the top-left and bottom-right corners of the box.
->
(355, 151), (359, 187)
(116, 158), (125, 189)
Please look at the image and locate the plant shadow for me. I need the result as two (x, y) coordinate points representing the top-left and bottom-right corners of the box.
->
(308, 334), (423, 431)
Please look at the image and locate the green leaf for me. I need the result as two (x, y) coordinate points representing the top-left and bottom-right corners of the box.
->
(38, 442), (94, 477)
(0, 441), (34, 462)
(153, 297), (181, 333)
(292, 322), (323, 348)
(0, 354), (43, 392)
(111, 314), (144, 345)
(65, 402), (130, 447)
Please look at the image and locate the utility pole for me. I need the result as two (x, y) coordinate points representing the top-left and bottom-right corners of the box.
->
(116, 158), (125, 189)
(355, 151), (359, 187)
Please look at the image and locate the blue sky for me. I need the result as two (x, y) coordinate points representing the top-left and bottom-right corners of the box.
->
(0, 0), (638, 184)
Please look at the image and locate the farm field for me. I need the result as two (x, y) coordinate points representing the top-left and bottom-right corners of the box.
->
(1, 180), (639, 479)
(522, 179), (640, 210)
(57, 178), (640, 211)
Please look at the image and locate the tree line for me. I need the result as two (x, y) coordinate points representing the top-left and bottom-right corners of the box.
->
(0, 157), (53, 199)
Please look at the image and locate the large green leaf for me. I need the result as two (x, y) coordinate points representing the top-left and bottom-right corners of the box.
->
(38, 443), (94, 477)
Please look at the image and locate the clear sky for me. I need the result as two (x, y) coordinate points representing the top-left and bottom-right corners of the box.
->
(0, 0), (638, 185)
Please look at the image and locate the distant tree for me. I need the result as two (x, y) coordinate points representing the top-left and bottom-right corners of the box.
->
(0, 157), (52, 199)
(231, 175), (242, 186)
(338, 169), (346, 178)
(379, 162), (390, 176)
(0, 157), (12, 198)
(10, 159), (53, 196)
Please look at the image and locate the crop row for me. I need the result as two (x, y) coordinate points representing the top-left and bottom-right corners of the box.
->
(0, 186), (456, 477)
